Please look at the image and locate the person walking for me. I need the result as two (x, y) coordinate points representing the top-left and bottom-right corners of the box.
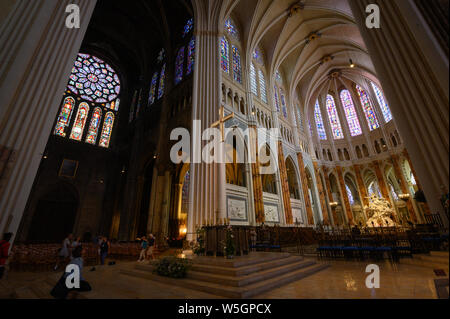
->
(0, 233), (13, 280)
(54, 233), (73, 270)
(99, 236), (110, 266)
(138, 236), (148, 262)
(147, 234), (156, 260)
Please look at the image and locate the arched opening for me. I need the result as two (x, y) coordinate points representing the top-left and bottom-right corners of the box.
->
(345, 174), (365, 226)
(285, 157), (301, 199)
(356, 146), (362, 159)
(27, 183), (78, 242)
(329, 174), (345, 226)
(225, 135), (247, 187)
(305, 168), (320, 224)
(260, 144), (277, 194)
(138, 158), (156, 237)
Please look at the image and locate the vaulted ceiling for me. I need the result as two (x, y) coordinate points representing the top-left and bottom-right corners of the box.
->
(223, 0), (377, 115)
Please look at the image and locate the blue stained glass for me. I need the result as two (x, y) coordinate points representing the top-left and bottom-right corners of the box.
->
(258, 70), (267, 103)
(274, 86), (280, 112)
(158, 64), (166, 99)
(187, 38), (195, 75)
(220, 37), (229, 73)
(356, 85), (380, 131)
(326, 95), (344, 139)
(371, 82), (393, 123)
(314, 100), (327, 140)
(225, 18), (239, 39)
(250, 64), (257, 95)
(340, 90), (362, 136)
(182, 18), (194, 38)
(280, 90), (288, 119)
(232, 45), (242, 83)
(149, 72), (158, 105)
(175, 47), (185, 85)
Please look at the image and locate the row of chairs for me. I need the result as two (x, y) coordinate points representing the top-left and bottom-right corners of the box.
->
(9, 242), (145, 272)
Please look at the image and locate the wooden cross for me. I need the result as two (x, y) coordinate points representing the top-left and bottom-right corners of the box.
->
(211, 106), (235, 142)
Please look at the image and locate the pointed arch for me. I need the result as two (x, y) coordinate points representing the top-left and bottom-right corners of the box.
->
(70, 102), (89, 141)
(340, 90), (362, 136)
(85, 107), (102, 145)
(54, 97), (75, 137)
(326, 95), (344, 139)
(356, 85), (380, 130)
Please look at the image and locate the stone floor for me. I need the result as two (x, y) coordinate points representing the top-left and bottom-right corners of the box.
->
(0, 256), (444, 299)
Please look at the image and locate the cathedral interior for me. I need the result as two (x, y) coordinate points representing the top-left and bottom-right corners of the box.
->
(0, 0), (445, 245)
(0, 0), (449, 301)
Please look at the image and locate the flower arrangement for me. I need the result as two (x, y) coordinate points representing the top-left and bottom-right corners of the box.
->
(223, 225), (236, 258)
(193, 227), (206, 256)
(152, 257), (192, 279)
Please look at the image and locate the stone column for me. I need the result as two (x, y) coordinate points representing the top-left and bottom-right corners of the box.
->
(336, 166), (354, 225)
(313, 162), (329, 225)
(391, 154), (418, 223)
(249, 125), (265, 223)
(297, 152), (314, 225)
(372, 160), (390, 201)
(188, 0), (225, 241)
(349, 0), (449, 225)
(354, 164), (369, 207)
(0, 0), (97, 238)
(278, 142), (293, 225)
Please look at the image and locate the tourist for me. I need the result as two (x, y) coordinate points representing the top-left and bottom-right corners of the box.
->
(0, 233), (13, 280)
(250, 229), (257, 252)
(138, 236), (148, 262)
(99, 236), (110, 265)
(51, 245), (92, 299)
(72, 236), (82, 249)
(54, 233), (73, 270)
(147, 234), (155, 260)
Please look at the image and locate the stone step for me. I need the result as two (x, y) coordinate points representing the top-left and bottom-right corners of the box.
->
(29, 280), (54, 299)
(189, 255), (304, 277)
(430, 251), (449, 258)
(187, 259), (316, 287)
(191, 252), (291, 268)
(418, 254), (449, 265)
(13, 286), (40, 299)
(400, 257), (449, 272)
(121, 262), (329, 299)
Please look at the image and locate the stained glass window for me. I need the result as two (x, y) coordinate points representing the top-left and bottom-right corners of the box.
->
(326, 95), (344, 139)
(250, 64), (257, 96)
(187, 38), (195, 75)
(280, 90), (288, 119)
(70, 102), (89, 141)
(54, 97), (75, 137)
(309, 120), (314, 138)
(259, 70), (267, 103)
(220, 37), (229, 73)
(182, 18), (194, 38)
(149, 72), (158, 105)
(85, 107), (102, 145)
(371, 82), (393, 123)
(253, 47), (263, 65)
(68, 53), (120, 103)
(390, 183), (399, 201)
(232, 45), (242, 83)
(340, 90), (362, 136)
(314, 100), (327, 140)
(297, 106), (304, 132)
(356, 85), (379, 131)
(99, 112), (114, 148)
(225, 18), (239, 39)
(275, 70), (283, 84)
(158, 64), (166, 99)
(175, 47), (185, 85)
(346, 185), (355, 205)
(274, 86), (280, 112)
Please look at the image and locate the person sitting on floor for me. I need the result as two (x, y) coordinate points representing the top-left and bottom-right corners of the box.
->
(51, 245), (92, 299)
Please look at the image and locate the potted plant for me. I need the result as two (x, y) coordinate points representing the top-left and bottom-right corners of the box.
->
(223, 225), (236, 259)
